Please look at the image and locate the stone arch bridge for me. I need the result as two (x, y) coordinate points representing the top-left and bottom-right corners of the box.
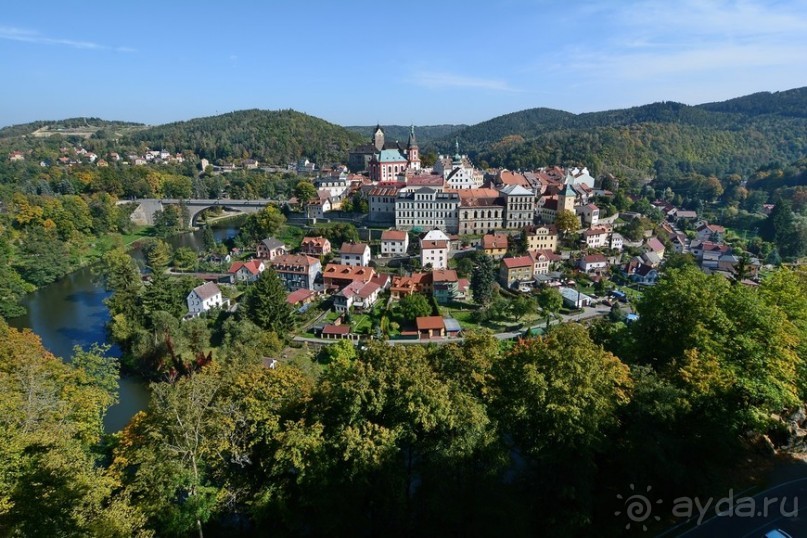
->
(121, 199), (279, 227)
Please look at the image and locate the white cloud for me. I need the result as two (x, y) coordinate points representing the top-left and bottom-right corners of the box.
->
(0, 26), (135, 52)
(409, 71), (520, 92)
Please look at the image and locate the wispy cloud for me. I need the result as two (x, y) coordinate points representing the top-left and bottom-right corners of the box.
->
(409, 71), (519, 92)
(0, 26), (135, 52)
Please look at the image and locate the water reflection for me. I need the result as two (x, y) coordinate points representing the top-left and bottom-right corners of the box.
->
(8, 223), (240, 431)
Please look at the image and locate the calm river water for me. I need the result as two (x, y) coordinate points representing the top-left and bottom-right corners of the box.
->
(8, 224), (239, 431)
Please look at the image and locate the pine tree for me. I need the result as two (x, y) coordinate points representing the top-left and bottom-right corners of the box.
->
(470, 254), (497, 305)
(241, 269), (294, 332)
(202, 225), (216, 252)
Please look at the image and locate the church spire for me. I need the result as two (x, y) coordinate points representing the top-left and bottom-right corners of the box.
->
(407, 124), (417, 149)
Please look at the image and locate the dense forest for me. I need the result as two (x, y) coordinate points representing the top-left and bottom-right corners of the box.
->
(0, 265), (805, 536)
(439, 87), (806, 185)
(127, 110), (365, 165)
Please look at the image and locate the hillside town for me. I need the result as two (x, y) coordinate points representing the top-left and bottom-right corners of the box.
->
(137, 124), (765, 346)
(7, 124), (756, 345)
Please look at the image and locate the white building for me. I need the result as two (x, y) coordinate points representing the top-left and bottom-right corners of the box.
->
(314, 173), (349, 198)
(421, 235), (449, 269)
(395, 187), (460, 233)
(187, 282), (224, 317)
(501, 184), (536, 230)
(444, 158), (481, 189)
(610, 233), (624, 251)
(583, 227), (609, 248)
(340, 242), (371, 267)
(380, 229), (409, 256)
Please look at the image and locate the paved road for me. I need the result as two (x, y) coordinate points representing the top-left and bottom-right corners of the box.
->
(670, 476), (807, 537)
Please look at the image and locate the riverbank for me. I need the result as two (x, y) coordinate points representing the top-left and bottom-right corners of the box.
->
(8, 222), (243, 432)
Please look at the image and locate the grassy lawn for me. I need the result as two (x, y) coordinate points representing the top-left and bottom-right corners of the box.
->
(441, 306), (478, 330)
(84, 225), (153, 259)
(351, 314), (373, 334)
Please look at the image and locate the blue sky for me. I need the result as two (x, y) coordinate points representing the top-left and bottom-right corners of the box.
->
(1, 0), (805, 128)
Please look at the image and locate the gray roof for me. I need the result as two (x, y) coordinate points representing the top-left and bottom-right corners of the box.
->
(261, 237), (286, 250)
(191, 282), (221, 301)
(443, 317), (462, 332)
(500, 184), (533, 196)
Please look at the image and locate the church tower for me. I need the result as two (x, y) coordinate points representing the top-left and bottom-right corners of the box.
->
(406, 125), (420, 170)
(372, 124), (385, 151)
(558, 175), (577, 212)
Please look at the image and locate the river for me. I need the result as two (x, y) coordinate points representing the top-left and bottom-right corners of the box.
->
(8, 223), (240, 432)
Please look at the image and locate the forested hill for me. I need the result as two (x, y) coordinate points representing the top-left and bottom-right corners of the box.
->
(442, 87), (807, 181)
(345, 124), (466, 144)
(0, 117), (144, 140)
(126, 109), (365, 165)
(699, 87), (807, 118)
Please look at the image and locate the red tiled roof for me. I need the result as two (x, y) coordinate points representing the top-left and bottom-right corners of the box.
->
(357, 282), (380, 299)
(286, 288), (315, 304)
(270, 254), (319, 269)
(583, 227), (609, 237)
(301, 236), (329, 247)
(499, 170), (530, 186)
(482, 234), (508, 250)
(369, 187), (401, 196)
(645, 237), (665, 252)
(421, 240), (448, 250)
(322, 264), (375, 282)
(406, 174), (444, 187)
(381, 229), (407, 241)
(502, 256), (533, 269)
(530, 249), (561, 261)
(340, 242), (369, 254)
(432, 269), (458, 282)
(416, 316), (445, 330)
(228, 260), (263, 275)
(582, 254), (608, 264)
(322, 324), (350, 335)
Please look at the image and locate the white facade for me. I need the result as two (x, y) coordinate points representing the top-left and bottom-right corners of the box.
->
(444, 163), (481, 190)
(421, 239), (449, 270)
(340, 243), (371, 267)
(584, 229), (609, 248)
(610, 233), (624, 251)
(395, 188), (460, 233)
(380, 231), (409, 256)
(187, 283), (224, 316)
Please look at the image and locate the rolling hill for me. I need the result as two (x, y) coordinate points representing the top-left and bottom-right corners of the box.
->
(126, 109), (364, 165)
(439, 87), (807, 182)
(0, 118), (144, 140)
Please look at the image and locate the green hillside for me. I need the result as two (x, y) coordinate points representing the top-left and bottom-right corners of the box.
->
(441, 87), (807, 183)
(127, 109), (364, 165)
